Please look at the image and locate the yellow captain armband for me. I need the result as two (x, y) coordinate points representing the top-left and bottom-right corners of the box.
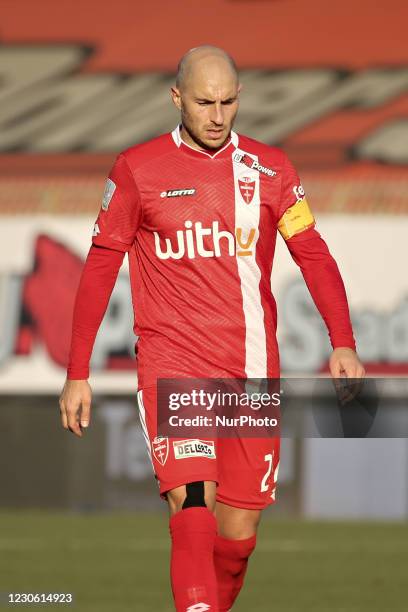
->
(277, 198), (315, 240)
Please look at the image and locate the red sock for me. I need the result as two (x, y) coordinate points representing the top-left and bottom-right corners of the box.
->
(169, 507), (218, 611)
(213, 533), (256, 611)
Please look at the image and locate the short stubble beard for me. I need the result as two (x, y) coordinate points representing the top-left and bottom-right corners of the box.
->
(180, 110), (232, 151)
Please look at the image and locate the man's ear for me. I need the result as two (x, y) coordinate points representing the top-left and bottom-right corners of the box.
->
(171, 86), (182, 110)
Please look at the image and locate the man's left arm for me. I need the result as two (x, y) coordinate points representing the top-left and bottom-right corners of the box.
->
(285, 226), (365, 378)
(277, 152), (364, 379)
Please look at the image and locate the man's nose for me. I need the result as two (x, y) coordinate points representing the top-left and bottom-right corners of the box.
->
(209, 103), (224, 125)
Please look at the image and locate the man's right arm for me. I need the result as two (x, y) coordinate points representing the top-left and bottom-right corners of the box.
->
(67, 244), (125, 380)
(59, 244), (124, 436)
(59, 152), (142, 436)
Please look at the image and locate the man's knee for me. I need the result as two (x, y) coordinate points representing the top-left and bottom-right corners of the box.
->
(216, 503), (262, 539)
(167, 481), (216, 515)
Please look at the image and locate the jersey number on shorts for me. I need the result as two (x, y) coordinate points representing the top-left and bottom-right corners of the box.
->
(261, 452), (280, 496)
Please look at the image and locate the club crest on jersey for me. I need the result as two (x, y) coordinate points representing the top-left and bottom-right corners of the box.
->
(238, 176), (256, 204)
(234, 152), (277, 177)
(152, 436), (169, 466)
(160, 188), (196, 198)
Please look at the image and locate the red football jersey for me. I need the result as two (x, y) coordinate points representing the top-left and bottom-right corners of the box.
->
(92, 126), (312, 388)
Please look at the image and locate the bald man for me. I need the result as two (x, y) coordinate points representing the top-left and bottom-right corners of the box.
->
(60, 46), (364, 611)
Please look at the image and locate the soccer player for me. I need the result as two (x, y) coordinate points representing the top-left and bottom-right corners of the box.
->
(59, 46), (365, 611)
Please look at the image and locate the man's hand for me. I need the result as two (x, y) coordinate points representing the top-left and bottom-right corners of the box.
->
(329, 347), (365, 379)
(329, 347), (365, 405)
(59, 379), (92, 437)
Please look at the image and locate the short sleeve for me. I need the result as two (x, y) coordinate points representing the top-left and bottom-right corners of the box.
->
(92, 154), (142, 252)
(277, 153), (315, 241)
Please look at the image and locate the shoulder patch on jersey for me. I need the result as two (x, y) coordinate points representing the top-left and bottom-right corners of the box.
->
(102, 178), (116, 211)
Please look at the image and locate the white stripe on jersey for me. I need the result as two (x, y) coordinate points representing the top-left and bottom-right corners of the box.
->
(137, 389), (154, 469)
(232, 149), (267, 378)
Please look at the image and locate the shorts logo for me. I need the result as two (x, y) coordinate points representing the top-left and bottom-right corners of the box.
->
(234, 152), (277, 177)
(293, 184), (305, 201)
(92, 223), (100, 236)
(160, 188), (196, 198)
(102, 178), (116, 211)
(173, 439), (216, 460)
(152, 436), (169, 466)
(238, 176), (256, 204)
(186, 604), (211, 612)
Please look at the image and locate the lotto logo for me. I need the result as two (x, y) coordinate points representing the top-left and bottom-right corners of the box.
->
(154, 220), (256, 260)
(160, 188), (196, 198)
(186, 604), (211, 611)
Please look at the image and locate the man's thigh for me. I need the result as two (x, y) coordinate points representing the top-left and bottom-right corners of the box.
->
(138, 386), (218, 499)
(216, 436), (280, 510)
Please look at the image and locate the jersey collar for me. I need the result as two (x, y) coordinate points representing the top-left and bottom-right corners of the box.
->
(171, 124), (239, 159)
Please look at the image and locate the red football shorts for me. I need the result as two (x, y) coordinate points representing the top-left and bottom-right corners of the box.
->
(137, 385), (280, 510)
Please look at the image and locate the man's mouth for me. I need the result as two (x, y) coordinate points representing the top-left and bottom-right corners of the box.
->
(206, 129), (224, 138)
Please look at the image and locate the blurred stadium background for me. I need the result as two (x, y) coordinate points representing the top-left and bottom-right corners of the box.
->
(0, 0), (407, 610)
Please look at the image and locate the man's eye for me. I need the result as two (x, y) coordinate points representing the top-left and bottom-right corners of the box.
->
(198, 101), (210, 106)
